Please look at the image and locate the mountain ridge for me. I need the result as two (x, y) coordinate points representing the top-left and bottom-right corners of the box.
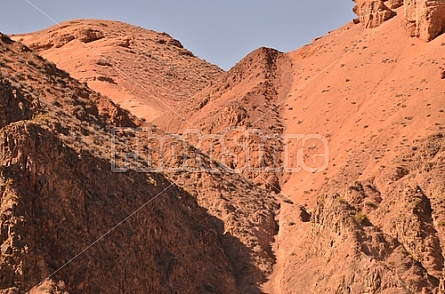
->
(2, 2), (445, 292)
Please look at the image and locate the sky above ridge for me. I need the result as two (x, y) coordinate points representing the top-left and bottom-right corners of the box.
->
(2, 0), (355, 70)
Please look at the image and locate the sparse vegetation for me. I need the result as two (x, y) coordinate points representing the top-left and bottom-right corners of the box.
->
(147, 176), (157, 186)
(33, 112), (55, 123)
(355, 213), (370, 226)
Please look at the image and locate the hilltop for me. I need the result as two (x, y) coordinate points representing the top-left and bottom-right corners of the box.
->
(13, 20), (223, 121)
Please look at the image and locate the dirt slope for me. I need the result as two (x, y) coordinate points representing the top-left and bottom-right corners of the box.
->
(155, 47), (292, 192)
(265, 6), (445, 294)
(152, 4), (445, 293)
(13, 20), (223, 121)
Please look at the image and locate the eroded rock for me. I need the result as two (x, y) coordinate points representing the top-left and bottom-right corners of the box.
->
(387, 0), (404, 8)
(77, 28), (105, 43)
(352, 0), (445, 41)
(404, 0), (445, 41)
(352, 0), (396, 28)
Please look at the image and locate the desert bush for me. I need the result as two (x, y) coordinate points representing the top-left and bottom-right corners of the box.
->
(355, 213), (370, 226)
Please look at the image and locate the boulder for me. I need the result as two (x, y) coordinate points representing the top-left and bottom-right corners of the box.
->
(77, 28), (105, 43)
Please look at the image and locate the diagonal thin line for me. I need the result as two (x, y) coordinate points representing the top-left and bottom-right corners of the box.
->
(24, 0), (59, 25)
(23, 2), (191, 289)
(23, 0), (198, 130)
(40, 183), (173, 285)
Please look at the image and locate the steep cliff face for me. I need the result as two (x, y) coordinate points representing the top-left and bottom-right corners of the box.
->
(404, 0), (445, 41)
(353, 0), (445, 41)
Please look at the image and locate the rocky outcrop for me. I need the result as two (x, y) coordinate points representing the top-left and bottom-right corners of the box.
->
(267, 190), (440, 293)
(352, 0), (445, 41)
(352, 0), (396, 28)
(404, 0), (445, 41)
(18, 27), (105, 52)
(77, 28), (105, 43)
(387, 0), (404, 8)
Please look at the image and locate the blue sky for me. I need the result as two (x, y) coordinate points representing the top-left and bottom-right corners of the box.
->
(1, 1), (355, 70)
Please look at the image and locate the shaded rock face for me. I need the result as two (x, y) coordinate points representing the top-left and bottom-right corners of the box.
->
(352, 0), (445, 41)
(0, 123), (240, 294)
(0, 79), (40, 129)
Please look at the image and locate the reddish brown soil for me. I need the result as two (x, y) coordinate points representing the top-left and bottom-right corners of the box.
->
(4, 4), (445, 293)
(13, 20), (223, 121)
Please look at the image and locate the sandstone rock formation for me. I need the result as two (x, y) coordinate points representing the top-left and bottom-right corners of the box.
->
(387, 0), (404, 8)
(77, 28), (105, 43)
(352, 0), (396, 28)
(404, 0), (445, 41)
(352, 0), (445, 41)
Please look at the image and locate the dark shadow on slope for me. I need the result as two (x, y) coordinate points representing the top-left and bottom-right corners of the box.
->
(0, 123), (265, 294)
